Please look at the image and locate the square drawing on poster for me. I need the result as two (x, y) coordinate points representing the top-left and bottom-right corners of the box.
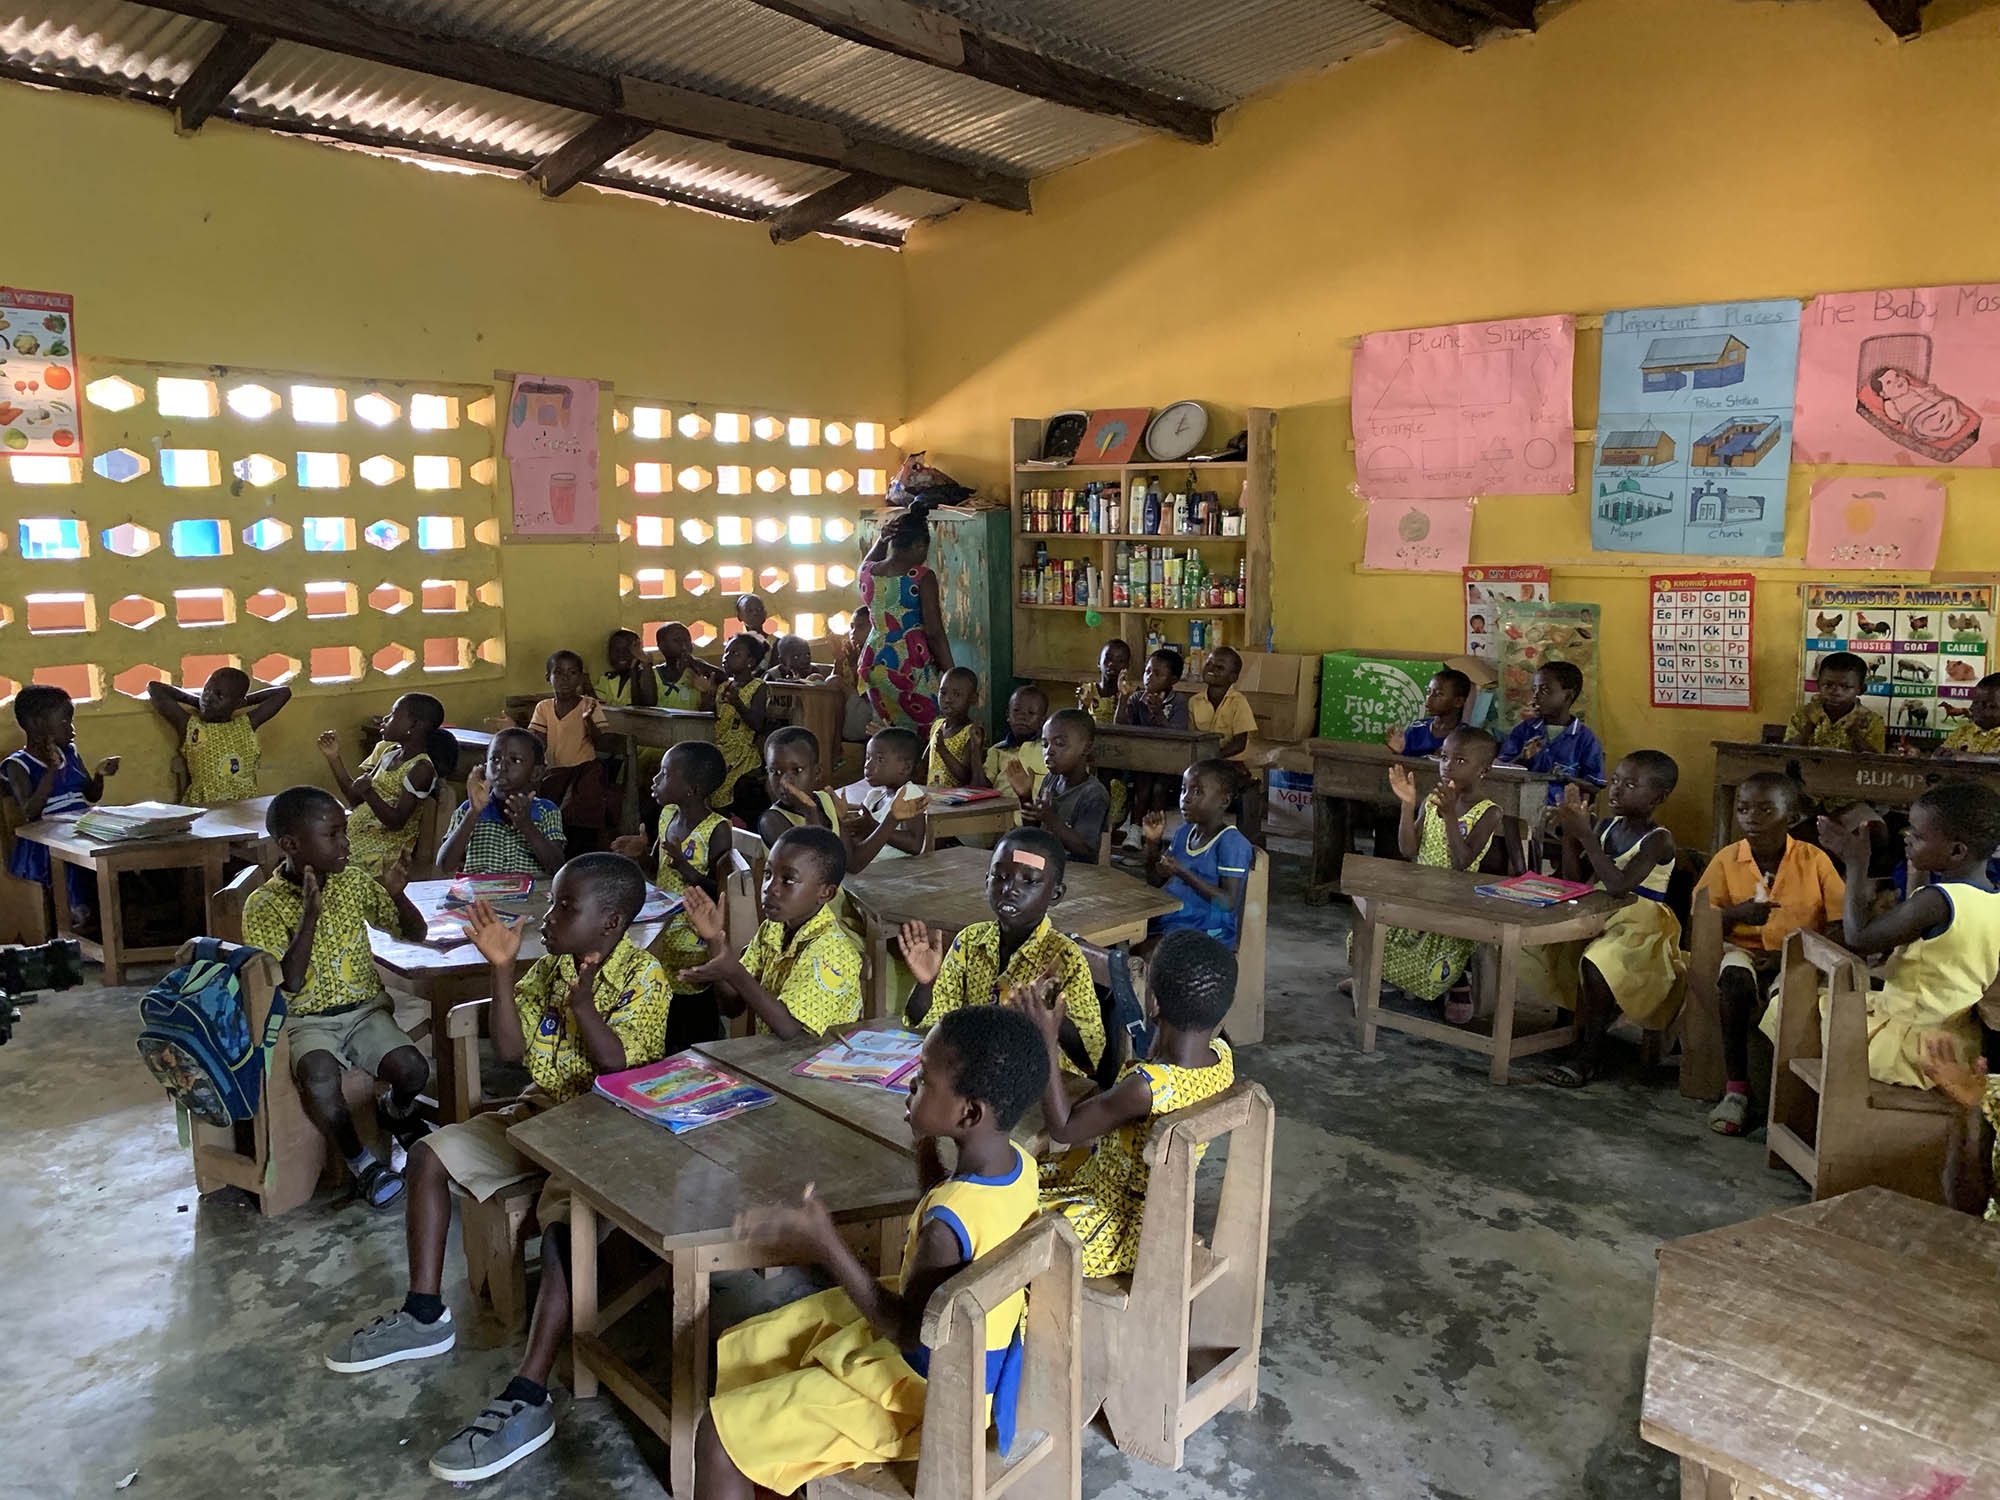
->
(505, 373), (599, 535)
(1650, 572), (1753, 710)
(0, 288), (81, 458)
(1801, 583), (1993, 751)
(1805, 476), (1946, 570)
(1591, 301), (1799, 556)
(1363, 498), (1472, 572)
(1463, 566), (1549, 659)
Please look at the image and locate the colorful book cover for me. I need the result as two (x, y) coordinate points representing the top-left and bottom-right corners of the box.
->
(1475, 873), (1596, 906)
(593, 1052), (775, 1134)
(447, 873), (536, 904)
(793, 1029), (925, 1093)
(926, 786), (1006, 807)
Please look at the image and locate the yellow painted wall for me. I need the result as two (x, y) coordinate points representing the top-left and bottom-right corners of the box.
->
(901, 0), (2000, 848)
(0, 82), (902, 802)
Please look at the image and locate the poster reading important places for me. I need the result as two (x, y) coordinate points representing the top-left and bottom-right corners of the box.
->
(1495, 598), (1601, 732)
(1804, 475), (1946, 571)
(0, 288), (80, 457)
(1796, 286), (2000, 468)
(1650, 572), (1753, 710)
(1802, 583), (1993, 750)
(1352, 315), (1575, 500)
(504, 373), (600, 535)
(1462, 565), (1549, 659)
(1362, 497), (1473, 572)
(1591, 301), (1800, 556)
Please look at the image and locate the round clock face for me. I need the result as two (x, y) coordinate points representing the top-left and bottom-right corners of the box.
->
(1145, 401), (1207, 461)
(1042, 410), (1088, 461)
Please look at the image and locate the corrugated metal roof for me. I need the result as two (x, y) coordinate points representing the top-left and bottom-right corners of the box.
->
(0, 0), (1416, 242)
(1640, 333), (1745, 368)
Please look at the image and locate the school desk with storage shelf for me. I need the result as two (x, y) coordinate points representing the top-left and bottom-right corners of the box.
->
(1305, 740), (1563, 901)
(924, 789), (1022, 843)
(759, 675), (847, 781)
(1089, 724), (1223, 777)
(1709, 738), (2000, 847)
(599, 705), (718, 830)
(506, 1091), (917, 1500)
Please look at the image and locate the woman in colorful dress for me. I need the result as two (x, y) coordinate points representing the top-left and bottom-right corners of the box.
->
(858, 502), (952, 734)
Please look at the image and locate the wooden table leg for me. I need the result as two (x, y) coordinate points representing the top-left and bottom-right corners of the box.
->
(427, 989), (465, 1124)
(1351, 901), (1384, 1053)
(570, 1197), (599, 1399)
(1490, 927), (1522, 1086)
(1307, 793), (1349, 904)
(670, 1249), (710, 1500)
(1710, 775), (1733, 858)
(95, 856), (124, 986)
(866, 915), (891, 1021)
(1678, 1454), (1732, 1500)
(621, 734), (643, 836)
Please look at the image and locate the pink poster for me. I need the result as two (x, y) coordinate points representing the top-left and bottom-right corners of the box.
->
(1364, 498), (1473, 572)
(504, 373), (601, 535)
(1805, 475), (1946, 570)
(1795, 287), (2000, 467)
(1352, 314), (1575, 499)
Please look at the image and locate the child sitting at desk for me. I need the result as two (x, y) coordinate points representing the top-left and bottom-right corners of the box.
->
(1078, 638), (1132, 727)
(1788, 651), (1886, 754)
(1024, 928), (1236, 1277)
(437, 728), (566, 877)
(145, 667), (290, 803)
(712, 633), (770, 820)
(530, 649), (611, 853)
(1387, 669), (1471, 758)
(3, 683), (118, 932)
(693, 1006), (1047, 1499)
(733, 592), (773, 657)
(600, 628), (655, 707)
(324, 853), (669, 1483)
(767, 632), (825, 684)
(925, 666), (986, 788)
(1142, 760), (1255, 952)
(843, 726), (931, 871)
(655, 621), (724, 712)
(903, 826), (1105, 1078)
(1939, 673), (2000, 758)
(1694, 771), (1845, 1135)
(1011, 708), (1110, 865)
(319, 693), (456, 877)
(676, 826), (863, 1037)
(1118, 647), (1192, 839)
(1497, 660), (1604, 804)
(1538, 751), (1685, 1090)
(758, 726), (844, 848)
(243, 786), (427, 1210)
(985, 686), (1049, 791)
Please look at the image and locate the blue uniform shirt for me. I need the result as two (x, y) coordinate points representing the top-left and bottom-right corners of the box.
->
(1399, 718), (1458, 757)
(1497, 716), (1605, 803)
(1153, 823), (1255, 948)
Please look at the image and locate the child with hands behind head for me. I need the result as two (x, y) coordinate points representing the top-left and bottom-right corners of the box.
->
(1020, 929), (1237, 1277)
(2, 683), (118, 933)
(1538, 751), (1685, 1088)
(146, 666), (289, 804)
(319, 692), (455, 876)
(437, 727), (566, 877)
(925, 666), (986, 788)
(1006, 708), (1109, 864)
(692, 1006), (1048, 1500)
(1142, 760), (1256, 953)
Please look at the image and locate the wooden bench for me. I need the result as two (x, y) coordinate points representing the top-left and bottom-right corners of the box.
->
(809, 1215), (1084, 1500)
(1223, 851), (1268, 1047)
(1676, 890), (1729, 1102)
(1767, 928), (1958, 1202)
(1083, 1080), (1274, 1470)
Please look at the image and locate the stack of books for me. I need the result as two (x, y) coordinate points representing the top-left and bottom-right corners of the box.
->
(1473, 873), (1597, 906)
(793, 1029), (925, 1093)
(926, 786), (1007, 807)
(446, 873), (535, 905)
(73, 802), (203, 843)
(594, 1053), (775, 1134)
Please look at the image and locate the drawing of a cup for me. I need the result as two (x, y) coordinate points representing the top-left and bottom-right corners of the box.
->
(550, 472), (577, 524)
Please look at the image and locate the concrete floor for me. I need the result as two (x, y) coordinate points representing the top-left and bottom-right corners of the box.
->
(0, 854), (1805, 1500)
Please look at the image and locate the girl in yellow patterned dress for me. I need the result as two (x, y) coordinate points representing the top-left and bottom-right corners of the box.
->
(710, 633), (769, 818)
(1022, 928), (1238, 1278)
(925, 666), (987, 787)
(318, 693), (458, 876)
(145, 668), (292, 804)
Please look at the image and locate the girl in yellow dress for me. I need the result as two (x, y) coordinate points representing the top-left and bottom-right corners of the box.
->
(756, 727), (845, 844)
(925, 667), (987, 787)
(711, 633), (769, 818)
(1025, 928), (1238, 1278)
(694, 1007), (1049, 1498)
(318, 693), (458, 876)
(146, 668), (292, 804)
(1539, 751), (1684, 1088)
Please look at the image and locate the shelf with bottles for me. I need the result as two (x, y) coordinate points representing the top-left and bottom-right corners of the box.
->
(1016, 473), (1248, 540)
(1013, 459), (1250, 475)
(1017, 542), (1249, 615)
(1019, 604), (1247, 615)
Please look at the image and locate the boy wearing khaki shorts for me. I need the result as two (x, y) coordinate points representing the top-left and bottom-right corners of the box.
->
(324, 851), (670, 1484)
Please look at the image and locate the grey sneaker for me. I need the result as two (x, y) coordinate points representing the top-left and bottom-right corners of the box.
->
(428, 1395), (556, 1481)
(1708, 1090), (1752, 1136)
(323, 1307), (455, 1373)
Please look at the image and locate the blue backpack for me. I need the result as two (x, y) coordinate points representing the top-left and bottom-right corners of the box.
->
(136, 939), (285, 1128)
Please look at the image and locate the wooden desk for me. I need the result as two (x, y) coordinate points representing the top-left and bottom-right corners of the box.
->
(1643, 1187), (2000, 1497)
(19, 796), (276, 983)
(842, 844), (1181, 1019)
(761, 677), (847, 780)
(924, 790), (1021, 843)
(1709, 739), (2000, 848)
(447, 726), (495, 773)
(508, 1092), (917, 1498)
(1341, 853), (1628, 1084)
(600, 707), (718, 830)
(1306, 739), (1563, 902)
(1090, 724), (1222, 776)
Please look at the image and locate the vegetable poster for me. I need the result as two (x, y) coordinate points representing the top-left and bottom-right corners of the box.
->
(1650, 572), (1753, 710)
(1802, 583), (1993, 750)
(1795, 286), (2000, 467)
(1462, 565), (1549, 659)
(504, 373), (600, 535)
(1352, 315), (1575, 500)
(1591, 300), (1799, 557)
(0, 288), (80, 457)
(1494, 599), (1600, 733)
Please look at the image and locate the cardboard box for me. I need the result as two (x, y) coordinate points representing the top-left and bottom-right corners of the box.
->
(1318, 650), (1496, 743)
(1233, 651), (1321, 742)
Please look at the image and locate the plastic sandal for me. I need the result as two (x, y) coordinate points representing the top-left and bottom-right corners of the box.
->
(356, 1159), (406, 1210)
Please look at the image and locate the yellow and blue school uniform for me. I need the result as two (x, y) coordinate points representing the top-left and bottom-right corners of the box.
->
(1355, 797), (1496, 1002)
(769, 788), (843, 833)
(343, 743), (436, 876)
(1153, 824), (1255, 948)
(1577, 819), (1686, 1029)
(712, 676), (766, 810)
(740, 903), (863, 1034)
(654, 810), (729, 994)
(926, 918), (1103, 1076)
(926, 719), (980, 787)
(512, 937), (671, 1100)
(181, 714), (262, 803)
(655, 663), (706, 712)
(708, 1140), (1039, 1493)
(1498, 715), (1605, 804)
(983, 735), (1047, 793)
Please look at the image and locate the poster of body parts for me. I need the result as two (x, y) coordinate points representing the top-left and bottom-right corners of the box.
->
(1802, 584), (1992, 750)
(1650, 572), (1753, 710)
(1591, 301), (1799, 556)
(1352, 315), (1575, 500)
(0, 288), (80, 457)
(504, 374), (601, 535)
(1494, 599), (1601, 734)
(1795, 286), (2000, 467)
(1462, 566), (1549, 659)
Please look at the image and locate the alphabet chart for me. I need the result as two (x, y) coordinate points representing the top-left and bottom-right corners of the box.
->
(1651, 572), (1753, 709)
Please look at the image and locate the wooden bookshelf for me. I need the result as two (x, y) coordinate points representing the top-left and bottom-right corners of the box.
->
(1009, 408), (1273, 683)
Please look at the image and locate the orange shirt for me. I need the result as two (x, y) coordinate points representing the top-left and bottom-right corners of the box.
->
(529, 695), (607, 769)
(1695, 837), (1845, 954)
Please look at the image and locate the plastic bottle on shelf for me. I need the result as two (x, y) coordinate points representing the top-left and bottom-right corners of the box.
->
(1237, 556), (1248, 606)
(1143, 478), (1162, 536)
(1106, 482), (1123, 536)
(1019, 565), (1034, 603)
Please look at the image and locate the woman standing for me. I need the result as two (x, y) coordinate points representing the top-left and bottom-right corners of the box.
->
(858, 501), (952, 732)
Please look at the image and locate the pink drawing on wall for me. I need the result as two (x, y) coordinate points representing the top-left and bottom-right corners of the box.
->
(504, 373), (600, 535)
(1805, 475), (1946, 570)
(1364, 497), (1474, 572)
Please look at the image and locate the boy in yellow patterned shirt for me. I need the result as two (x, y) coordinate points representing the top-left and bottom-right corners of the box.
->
(146, 667), (291, 803)
(1939, 674), (2000, 758)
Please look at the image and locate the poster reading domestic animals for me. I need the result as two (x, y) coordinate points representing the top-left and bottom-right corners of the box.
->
(1462, 565), (1550, 659)
(1591, 301), (1799, 556)
(1801, 583), (1993, 751)
(1352, 315), (1575, 500)
(0, 288), (81, 457)
(1795, 286), (2000, 467)
(504, 373), (600, 535)
(1650, 572), (1753, 710)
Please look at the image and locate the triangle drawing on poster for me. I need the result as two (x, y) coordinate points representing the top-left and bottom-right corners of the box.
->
(1369, 358), (1438, 418)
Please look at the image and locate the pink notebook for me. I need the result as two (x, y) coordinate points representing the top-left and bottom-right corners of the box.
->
(1474, 874), (1596, 906)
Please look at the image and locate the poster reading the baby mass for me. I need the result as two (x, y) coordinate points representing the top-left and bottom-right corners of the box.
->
(1591, 301), (1799, 556)
(1352, 315), (1575, 500)
(1495, 598), (1601, 732)
(1650, 572), (1753, 710)
(504, 373), (600, 535)
(1802, 583), (1993, 749)
(0, 288), (80, 457)
(1795, 286), (2000, 468)
(1462, 565), (1549, 659)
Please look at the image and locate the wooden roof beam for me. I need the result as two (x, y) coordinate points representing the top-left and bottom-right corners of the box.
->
(768, 172), (895, 243)
(532, 115), (657, 197)
(1363, 0), (1492, 49)
(172, 25), (270, 131)
(1450, 0), (1538, 30)
(1867, 0), (1929, 37)
(135, 0), (1031, 210)
(739, 0), (1217, 143)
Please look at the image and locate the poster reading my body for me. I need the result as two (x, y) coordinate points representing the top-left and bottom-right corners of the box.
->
(1802, 583), (1993, 749)
(1352, 315), (1575, 500)
(1591, 300), (1799, 556)
(1650, 572), (1753, 709)
(504, 374), (601, 535)
(1462, 565), (1549, 659)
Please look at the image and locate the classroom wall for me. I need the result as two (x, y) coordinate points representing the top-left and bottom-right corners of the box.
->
(899, 0), (2000, 848)
(0, 82), (903, 801)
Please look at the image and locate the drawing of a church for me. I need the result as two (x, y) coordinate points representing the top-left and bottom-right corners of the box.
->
(1687, 478), (1765, 525)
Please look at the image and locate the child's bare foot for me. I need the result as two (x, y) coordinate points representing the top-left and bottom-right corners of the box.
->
(1443, 986), (1474, 1026)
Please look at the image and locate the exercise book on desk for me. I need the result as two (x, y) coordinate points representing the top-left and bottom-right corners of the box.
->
(793, 1029), (925, 1093)
(73, 802), (203, 842)
(446, 873), (535, 904)
(925, 786), (1007, 807)
(1474, 873), (1597, 906)
(594, 1052), (775, 1133)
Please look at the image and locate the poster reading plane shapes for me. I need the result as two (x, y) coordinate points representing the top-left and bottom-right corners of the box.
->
(1352, 315), (1575, 500)
(1796, 286), (2000, 468)
(1591, 300), (1799, 556)
(1801, 582), (1993, 752)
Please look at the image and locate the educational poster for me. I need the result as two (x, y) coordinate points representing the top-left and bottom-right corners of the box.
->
(0, 288), (80, 457)
(1795, 286), (2000, 467)
(1352, 314), (1575, 500)
(1361, 497), (1473, 572)
(504, 373), (600, 535)
(1462, 565), (1550, 659)
(1494, 598), (1601, 732)
(1650, 572), (1753, 710)
(1802, 583), (1993, 750)
(1804, 476), (1946, 571)
(1590, 301), (1799, 556)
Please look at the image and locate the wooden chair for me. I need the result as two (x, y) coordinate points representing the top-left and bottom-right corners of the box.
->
(1224, 851), (1267, 1046)
(1676, 891), (1728, 1102)
(1083, 1080), (1274, 1470)
(407, 793), (443, 880)
(722, 848), (763, 1039)
(0, 794), (50, 944)
(808, 1215), (1083, 1500)
(1767, 929), (1957, 1203)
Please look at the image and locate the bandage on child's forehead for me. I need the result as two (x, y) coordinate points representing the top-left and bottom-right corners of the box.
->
(1006, 849), (1047, 871)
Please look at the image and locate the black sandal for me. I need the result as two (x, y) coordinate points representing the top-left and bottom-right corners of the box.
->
(356, 1159), (406, 1210)
(1538, 1059), (1595, 1089)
